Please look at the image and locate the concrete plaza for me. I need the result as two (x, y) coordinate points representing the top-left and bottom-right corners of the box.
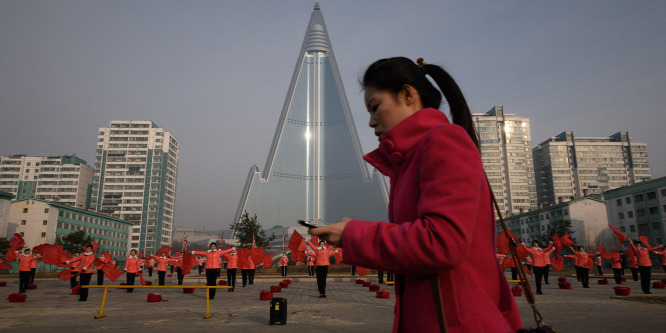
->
(0, 271), (664, 332)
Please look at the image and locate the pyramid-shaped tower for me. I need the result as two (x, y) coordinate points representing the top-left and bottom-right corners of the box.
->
(233, 4), (388, 229)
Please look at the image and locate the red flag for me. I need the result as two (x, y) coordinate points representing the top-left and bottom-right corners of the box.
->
(102, 262), (123, 282)
(138, 271), (148, 285)
(310, 234), (319, 247)
(597, 243), (606, 254)
(237, 248), (250, 268)
(560, 234), (574, 247)
(550, 256), (564, 271)
(357, 266), (370, 276)
(156, 246), (171, 257)
(626, 247), (635, 259)
(611, 244), (617, 253)
(182, 237), (188, 253)
(58, 252), (72, 267)
(288, 230), (306, 262)
(36, 244), (64, 266)
(58, 269), (77, 281)
(639, 235), (651, 248)
(0, 261), (11, 270)
(587, 257), (594, 270)
(263, 253), (273, 268)
(552, 234), (562, 257)
(181, 253), (193, 275)
(250, 248), (264, 266)
(5, 233), (25, 262)
(139, 252), (145, 260)
(609, 225), (628, 243)
(333, 248), (343, 265)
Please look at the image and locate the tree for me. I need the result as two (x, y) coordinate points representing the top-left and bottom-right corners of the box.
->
(55, 230), (95, 254)
(0, 237), (10, 254)
(230, 211), (275, 248)
(540, 219), (576, 246)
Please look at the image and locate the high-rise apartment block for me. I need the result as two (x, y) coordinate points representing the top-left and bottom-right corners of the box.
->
(0, 155), (93, 209)
(90, 120), (179, 253)
(533, 131), (651, 207)
(473, 107), (537, 217)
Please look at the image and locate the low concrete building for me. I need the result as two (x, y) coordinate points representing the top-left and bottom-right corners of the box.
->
(8, 198), (132, 262)
(0, 190), (14, 238)
(605, 176), (666, 247)
(502, 197), (609, 250)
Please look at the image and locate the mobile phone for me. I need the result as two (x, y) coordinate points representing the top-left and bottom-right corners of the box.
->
(298, 220), (318, 229)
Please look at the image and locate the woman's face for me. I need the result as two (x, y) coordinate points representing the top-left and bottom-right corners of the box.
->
(130, 250), (136, 256)
(364, 85), (421, 141)
(210, 244), (217, 250)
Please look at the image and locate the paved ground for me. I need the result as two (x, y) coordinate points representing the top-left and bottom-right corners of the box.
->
(0, 271), (665, 332)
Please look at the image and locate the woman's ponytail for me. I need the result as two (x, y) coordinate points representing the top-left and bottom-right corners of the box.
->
(424, 63), (480, 150)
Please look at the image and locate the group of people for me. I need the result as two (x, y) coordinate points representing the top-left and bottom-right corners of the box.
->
(498, 239), (666, 295)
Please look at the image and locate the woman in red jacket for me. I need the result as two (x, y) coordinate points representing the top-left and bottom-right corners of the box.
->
(69, 252), (81, 288)
(629, 254), (639, 281)
(521, 241), (554, 295)
(626, 240), (664, 294)
(654, 250), (666, 273)
(306, 240), (337, 298)
(609, 252), (623, 284)
(223, 248), (238, 291)
(14, 248), (39, 293)
(29, 252), (40, 285)
(124, 249), (142, 293)
(151, 251), (178, 286)
(305, 251), (315, 277)
(96, 253), (108, 285)
(66, 244), (97, 301)
(279, 252), (289, 277)
(192, 243), (232, 299)
(310, 57), (522, 332)
(568, 246), (598, 288)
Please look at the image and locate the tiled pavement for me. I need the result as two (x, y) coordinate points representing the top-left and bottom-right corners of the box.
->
(1, 272), (665, 332)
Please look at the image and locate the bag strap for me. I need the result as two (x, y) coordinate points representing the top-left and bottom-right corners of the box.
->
(487, 177), (547, 328)
(430, 275), (448, 333)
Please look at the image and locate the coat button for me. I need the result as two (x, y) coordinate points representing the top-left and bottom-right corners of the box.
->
(380, 140), (395, 153)
(389, 152), (404, 164)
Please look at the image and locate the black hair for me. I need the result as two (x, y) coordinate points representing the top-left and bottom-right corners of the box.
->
(210, 242), (217, 248)
(361, 57), (479, 149)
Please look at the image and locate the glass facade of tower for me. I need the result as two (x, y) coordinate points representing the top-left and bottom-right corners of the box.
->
(234, 4), (388, 229)
(90, 120), (179, 253)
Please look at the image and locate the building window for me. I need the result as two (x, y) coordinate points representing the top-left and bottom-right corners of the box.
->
(657, 238), (663, 245)
(44, 208), (49, 213)
(639, 224), (649, 231)
(629, 225), (636, 232)
(23, 208), (28, 213)
(637, 209), (646, 217)
(43, 220), (48, 225)
(19, 232), (24, 237)
(620, 226), (626, 232)
(652, 222), (662, 230)
(663, 205), (666, 213)
(615, 199), (621, 206)
(626, 197), (632, 204)
(661, 189), (666, 197)
(628, 211), (634, 218)
(41, 232), (46, 237)
(635, 194), (644, 202)
(649, 207), (659, 214)
(647, 192), (657, 200)
(618, 212), (624, 219)
(21, 220), (26, 225)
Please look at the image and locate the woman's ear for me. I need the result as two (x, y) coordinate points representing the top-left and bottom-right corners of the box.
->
(401, 84), (423, 109)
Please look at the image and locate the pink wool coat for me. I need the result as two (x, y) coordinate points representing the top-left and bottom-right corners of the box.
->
(342, 108), (522, 333)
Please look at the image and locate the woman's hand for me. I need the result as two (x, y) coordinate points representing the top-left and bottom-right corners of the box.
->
(309, 217), (351, 247)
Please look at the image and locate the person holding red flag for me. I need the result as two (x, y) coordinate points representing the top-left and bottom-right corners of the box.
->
(306, 240), (337, 298)
(95, 252), (108, 285)
(29, 251), (40, 285)
(124, 249), (142, 293)
(654, 249), (666, 273)
(66, 244), (98, 301)
(223, 247), (238, 292)
(520, 240), (554, 294)
(192, 243), (232, 299)
(14, 248), (39, 293)
(279, 252), (289, 277)
(305, 251), (315, 276)
(152, 251), (178, 286)
(147, 255), (155, 277)
(609, 251), (623, 284)
(568, 246), (599, 288)
(626, 239), (664, 294)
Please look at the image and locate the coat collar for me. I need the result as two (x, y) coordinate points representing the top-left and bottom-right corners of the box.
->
(364, 108), (450, 177)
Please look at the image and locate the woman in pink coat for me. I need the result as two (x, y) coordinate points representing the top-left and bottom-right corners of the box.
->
(192, 243), (232, 299)
(306, 240), (337, 298)
(151, 251), (178, 286)
(654, 250), (666, 273)
(626, 240), (664, 294)
(310, 57), (522, 332)
(223, 248), (238, 291)
(66, 244), (97, 301)
(568, 246), (598, 288)
(521, 241), (554, 295)
(14, 248), (39, 293)
(124, 249), (142, 293)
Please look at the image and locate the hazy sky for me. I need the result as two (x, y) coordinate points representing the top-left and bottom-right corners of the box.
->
(1, 1), (664, 230)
